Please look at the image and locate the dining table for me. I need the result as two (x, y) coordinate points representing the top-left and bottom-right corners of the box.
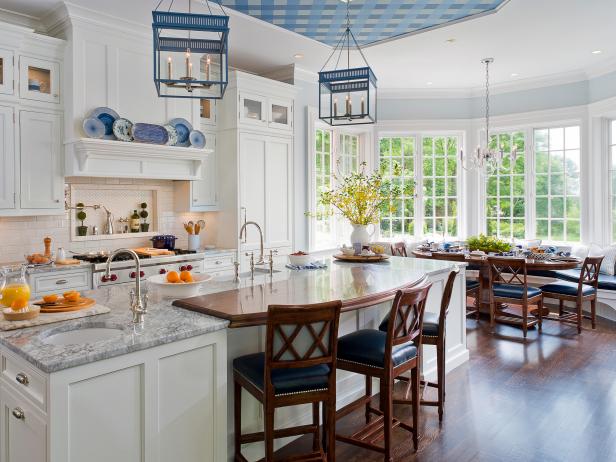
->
(411, 250), (581, 327)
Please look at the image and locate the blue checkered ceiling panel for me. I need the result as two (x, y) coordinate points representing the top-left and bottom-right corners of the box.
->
(223, 0), (508, 46)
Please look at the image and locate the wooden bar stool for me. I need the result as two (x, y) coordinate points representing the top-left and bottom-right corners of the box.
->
(233, 301), (342, 462)
(540, 256), (604, 334)
(380, 269), (460, 422)
(390, 242), (407, 257)
(335, 280), (432, 460)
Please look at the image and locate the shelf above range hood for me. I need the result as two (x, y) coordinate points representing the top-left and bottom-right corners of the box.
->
(65, 138), (211, 180)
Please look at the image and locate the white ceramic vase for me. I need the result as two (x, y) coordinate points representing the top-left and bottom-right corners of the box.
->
(350, 224), (374, 246)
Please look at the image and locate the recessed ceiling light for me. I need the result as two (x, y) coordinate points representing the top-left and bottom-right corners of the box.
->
(445, 38), (456, 43)
(511, 73), (519, 77)
(294, 53), (304, 59)
(592, 50), (603, 54)
(426, 81), (433, 86)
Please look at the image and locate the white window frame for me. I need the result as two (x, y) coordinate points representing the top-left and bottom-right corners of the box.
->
(308, 108), (371, 251)
(610, 119), (616, 244)
(375, 130), (464, 241)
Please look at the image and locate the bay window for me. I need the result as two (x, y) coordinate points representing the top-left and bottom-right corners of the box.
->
(611, 120), (616, 243)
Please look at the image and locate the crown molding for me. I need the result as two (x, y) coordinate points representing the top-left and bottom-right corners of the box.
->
(0, 8), (43, 32)
(379, 87), (472, 100)
(293, 66), (318, 84)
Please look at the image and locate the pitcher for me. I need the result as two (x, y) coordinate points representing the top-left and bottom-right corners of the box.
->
(0, 265), (31, 307)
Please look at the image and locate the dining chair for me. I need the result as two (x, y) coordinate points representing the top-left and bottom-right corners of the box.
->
(335, 280), (432, 459)
(390, 242), (407, 257)
(379, 268), (459, 422)
(233, 301), (342, 462)
(540, 256), (604, 334)
(487, 256), (543, 338)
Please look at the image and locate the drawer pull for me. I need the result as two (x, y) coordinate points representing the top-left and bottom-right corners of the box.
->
(12, 408), (25, 420)
(15, 372), (29, 386)
(215, 260), (222, 265)
(55, 279), (68, 285)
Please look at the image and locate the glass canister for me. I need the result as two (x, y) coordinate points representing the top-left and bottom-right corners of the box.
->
(0, 265), (31, 307)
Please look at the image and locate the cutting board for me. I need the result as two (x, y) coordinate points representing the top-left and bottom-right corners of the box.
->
(0, 304), (111, 331)
(34, 297), (96, 313)
(333, 253), (390, 263)
(55, 259), (81, 266)
(133, 247), (175, 257)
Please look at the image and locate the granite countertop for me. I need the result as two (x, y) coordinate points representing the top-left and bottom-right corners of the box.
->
(0, 285), (228, 374)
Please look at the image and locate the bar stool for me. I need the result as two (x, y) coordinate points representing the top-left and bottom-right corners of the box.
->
(390, 242), (407, 257)
(379, 269), (459, 422)
(233, 301), (342, 462)
(335, 280), (432, 460)
(540, 256), (604, 334)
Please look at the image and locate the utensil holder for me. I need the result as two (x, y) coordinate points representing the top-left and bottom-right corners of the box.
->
(188, 234), (200, 251)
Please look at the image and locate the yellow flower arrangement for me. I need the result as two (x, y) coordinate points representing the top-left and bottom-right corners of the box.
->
(315, 161), (411, 225)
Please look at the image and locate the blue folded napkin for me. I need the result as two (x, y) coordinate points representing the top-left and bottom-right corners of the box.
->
(286, 262), (328, 271)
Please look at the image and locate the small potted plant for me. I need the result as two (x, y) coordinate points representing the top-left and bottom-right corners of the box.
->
(76, 203), (88, 236)
(139, 202), (149, 232)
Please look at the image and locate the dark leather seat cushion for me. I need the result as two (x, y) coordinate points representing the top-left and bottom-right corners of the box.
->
(540, 281), (597, 296)
(554, 270), (616, 291)
(337, 329), (417, 368)
(466, 279), (480, 290)
(378, 312), (439, 337)
(233, 353), (330, 396)
(492, 283), (542, 299)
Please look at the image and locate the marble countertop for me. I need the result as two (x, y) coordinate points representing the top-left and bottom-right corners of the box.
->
(0, 285), (228, 374)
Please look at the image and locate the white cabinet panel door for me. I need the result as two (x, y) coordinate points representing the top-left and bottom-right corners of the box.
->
(265, 137), (292, 248)
(0, 49), (14, 96)
(192, 132), (217, 209)
(157, 345), (216, 462)
(239, 133), (267, 249)
(0, 385), (47, 462)
(0, 106), (15, 209)
(68, 365), (144, 462)
(19, 111), (63, 210)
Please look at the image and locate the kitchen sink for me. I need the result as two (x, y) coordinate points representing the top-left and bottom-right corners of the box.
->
(42, 327), (124, 346)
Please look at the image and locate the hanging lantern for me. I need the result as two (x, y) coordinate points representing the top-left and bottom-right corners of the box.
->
(152, 2), (229, 100)
(318, 1), (377, 126)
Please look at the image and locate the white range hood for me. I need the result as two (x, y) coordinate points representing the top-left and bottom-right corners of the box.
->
(65, 139), (210, 180)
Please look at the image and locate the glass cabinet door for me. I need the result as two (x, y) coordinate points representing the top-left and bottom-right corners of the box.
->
(0, 49), (14, 95)
(199, 99), (216, 126)
(269, 98), (293, 131)
(19, 56), (60, 104)
(239, 92), (267, 126)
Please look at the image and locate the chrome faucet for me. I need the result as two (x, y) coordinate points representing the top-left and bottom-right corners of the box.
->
(239, 221), (265, 264)
(105, 249), (147, 324)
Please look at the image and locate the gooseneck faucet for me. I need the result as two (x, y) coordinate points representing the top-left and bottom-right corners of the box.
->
(105, 249), (146, 324)
(239, 221), (265, 265)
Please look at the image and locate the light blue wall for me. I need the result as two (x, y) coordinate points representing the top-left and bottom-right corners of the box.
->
(379, 71), (616, 120)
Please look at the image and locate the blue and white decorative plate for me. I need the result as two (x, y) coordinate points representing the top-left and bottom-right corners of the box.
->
(112, 118), (133, 142)
(131, 123), (169, 145)
(189, 129), (206, 149)
(87, 107), (120, 140)
(82, 117), (106, 139)
(168, 118), (193, 147)
(163, 124), (178, 146)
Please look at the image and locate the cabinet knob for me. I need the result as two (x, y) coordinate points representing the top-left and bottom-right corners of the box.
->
(15, 372), (29, 386)
(193, 198), (198, 202)
(12, 408), (25, 420)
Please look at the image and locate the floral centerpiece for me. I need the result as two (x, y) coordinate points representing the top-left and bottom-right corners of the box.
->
(315, 161), (410, 245)
(466, 234), (512, 253)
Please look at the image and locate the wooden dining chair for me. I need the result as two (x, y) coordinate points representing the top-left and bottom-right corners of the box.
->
(233, 301), (342, 462)
(487, 257), (543, 338)
(390, 242), (407, 257)
(335, 280), (432, 459)
(540, 256), (604, 334)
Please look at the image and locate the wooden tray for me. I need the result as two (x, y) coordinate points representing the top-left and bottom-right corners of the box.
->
(132, 247), (175, 257)
(34, 297), (96, 313)
(333, 253), (389, 263)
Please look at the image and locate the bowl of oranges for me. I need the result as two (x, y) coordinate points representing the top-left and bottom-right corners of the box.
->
(147, 270), (213, 299)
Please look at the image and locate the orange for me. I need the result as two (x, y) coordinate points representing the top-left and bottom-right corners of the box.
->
(10, 298), (28, 312)
(63, 290), (77, 298)
(166, 271), (180, 283)
(64, 292), (80, 303)
(43, 294), (58, 304)
(180, 271), (194, 283)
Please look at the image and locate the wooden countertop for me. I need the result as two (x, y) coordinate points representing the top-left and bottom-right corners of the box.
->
(173, 256), (458, 328)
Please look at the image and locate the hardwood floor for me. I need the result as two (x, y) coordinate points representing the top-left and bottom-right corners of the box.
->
(276, 314), (616, 461)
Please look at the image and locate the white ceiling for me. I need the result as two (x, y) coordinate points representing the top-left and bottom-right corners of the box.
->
(1, 0), (615, 90)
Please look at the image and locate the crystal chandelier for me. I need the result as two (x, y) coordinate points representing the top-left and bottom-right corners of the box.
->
(152, 0), (229, 100)
(318, 0), (377, 126)
(461, 58), (517, 171)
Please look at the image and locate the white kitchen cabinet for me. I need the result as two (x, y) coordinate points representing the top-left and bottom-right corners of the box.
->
(0, 385), (47, 462)
(19, 56), (60, 104)
(239, 92), (268, 128)
(19, 111), (63, 211)
(0, 106), (15, 209)
(0, 49), (14, 95)
(239, 92), (293, 133)
(174, 131), (218, 212)
(268, 97), (293, 131)
(200, 99), (216, 126)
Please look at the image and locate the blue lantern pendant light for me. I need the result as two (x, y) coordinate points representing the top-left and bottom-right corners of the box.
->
(319, 0), (377, 126)
(152, 0), (229, 99)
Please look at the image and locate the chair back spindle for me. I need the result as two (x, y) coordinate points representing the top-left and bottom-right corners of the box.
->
(488, 257), (529, 303)
(578, 256), (604, 294)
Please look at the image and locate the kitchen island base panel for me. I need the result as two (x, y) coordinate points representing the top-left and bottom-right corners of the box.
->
(227, 269), (469, 461)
